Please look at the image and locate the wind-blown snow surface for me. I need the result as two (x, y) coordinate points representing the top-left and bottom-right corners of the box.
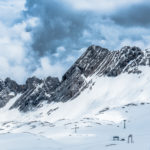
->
(0, 66), (150, 149)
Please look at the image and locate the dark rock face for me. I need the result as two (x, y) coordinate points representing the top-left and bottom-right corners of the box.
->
(10, 76), (60, 112)
(0, 76), (60, 111)
(48, 46), (109, 103)
(103, 46), (146, 76)
(25, 77), (43, 90)
(63, 46), (110, 78)
(0, 45), (150, 112)
(0, 78), (20, 108)
(4, 78), (23, 93)
(49, 66), (86, 103)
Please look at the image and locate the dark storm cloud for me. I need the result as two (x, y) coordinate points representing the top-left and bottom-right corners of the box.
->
(23, 0), (150, 62)
(111, 2), (150, 27)
(24, 0), (90, 57)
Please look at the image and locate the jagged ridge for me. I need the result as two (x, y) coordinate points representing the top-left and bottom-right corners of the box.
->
(0, 45), (150, 112)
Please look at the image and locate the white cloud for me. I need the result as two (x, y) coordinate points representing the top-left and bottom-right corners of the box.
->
(53, 46), (66, 58)
(0, 6), (66, 83)
(88, 22), (150, 51)
(0, 21), (30, 83)
(65, 55), (76, 62)
(0, 0), (32, 83)
(32, 57), (66, 79)
(0, 55), (29, 84)
(57, 46), (66, 52)
(0, 0), (26, 25)
(26, 17), (40, 28)
(63, 0), (145, 13)
(119, 36), (150, 50)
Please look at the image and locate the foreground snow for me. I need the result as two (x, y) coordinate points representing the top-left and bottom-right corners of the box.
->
(0, 133), (61, 150)
(0, 103), (150, 150)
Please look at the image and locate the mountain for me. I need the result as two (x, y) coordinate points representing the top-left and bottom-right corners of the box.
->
(0, 45), (150, 112)
(1, 45), (150, 150)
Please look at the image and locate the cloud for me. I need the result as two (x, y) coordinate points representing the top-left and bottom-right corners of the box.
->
(97, 25), (150, 50)
(32, 57), (66, 79)
(62, 0), (144, 13)
(0, 0), (66, 83)
(0, 0), (31, 83)
(111, 2), (150, 27)
(23, 0), (150, 59)
(0, 19), (32, 82)
(0, 0), (26, 25)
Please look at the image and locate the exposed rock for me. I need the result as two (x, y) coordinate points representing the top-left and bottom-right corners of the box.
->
(10, 76), (60, 112)
(0, 79), (17, 108)
(5, 78), (23, 93)
(104, 46), (145, 76)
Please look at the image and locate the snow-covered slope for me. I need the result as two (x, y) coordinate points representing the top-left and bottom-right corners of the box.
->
(1, 65), (150, 122)
(0, 45), (150, 149)
(0, 98), (150, 150)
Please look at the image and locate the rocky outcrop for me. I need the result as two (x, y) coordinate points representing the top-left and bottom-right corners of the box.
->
(10, 76), (60, 112)
(103, 46), (148, 76)
(0, 76), (60, 111)
(0, 78), (20, 108)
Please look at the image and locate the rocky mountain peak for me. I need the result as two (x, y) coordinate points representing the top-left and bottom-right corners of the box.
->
(62, 45), (110, 80)
(0, 45), (150, 112)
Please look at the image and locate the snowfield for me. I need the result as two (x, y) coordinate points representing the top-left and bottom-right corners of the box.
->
(0, 66), (150, 150)
(0, 104), (150, 150)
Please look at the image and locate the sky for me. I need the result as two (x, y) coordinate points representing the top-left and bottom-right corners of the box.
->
(0, 0), (150, 83)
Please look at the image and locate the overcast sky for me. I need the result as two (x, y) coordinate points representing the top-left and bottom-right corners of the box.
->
(0, 0), (150, 83)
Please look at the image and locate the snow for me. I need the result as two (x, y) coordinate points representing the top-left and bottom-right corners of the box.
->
(8, 92), (15, 96)
(0, 66), (150, 149)
(1, 103), (150, 150)
(0, 133), (61, 150)
(34, 83), (43, 92)
(2, 94), (21, 111)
